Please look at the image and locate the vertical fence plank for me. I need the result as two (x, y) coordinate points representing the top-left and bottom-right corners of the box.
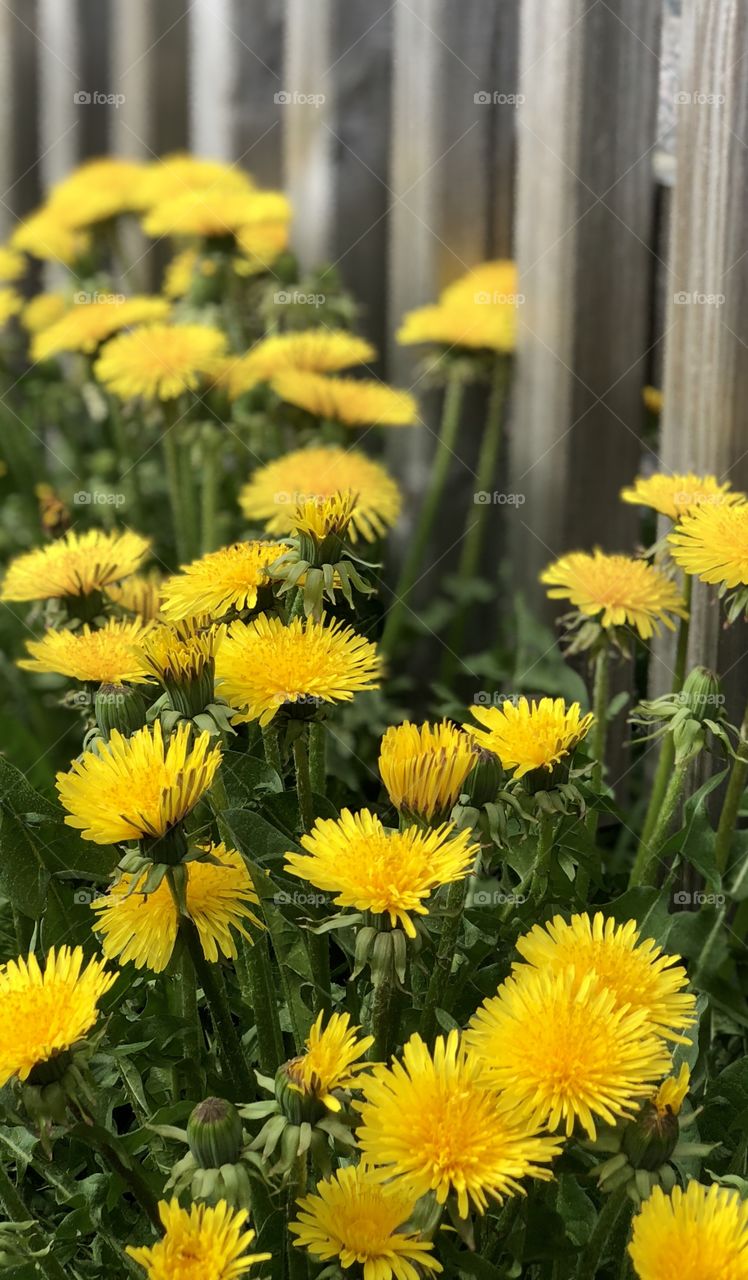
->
(190, 0), (235, 160)
(0, 0), (42, 232)
(37, 0), (80, 194)
(283, 0), (335, 269)
(228, 0), (285, 187)
(510, 0), (662, 607)
(110, 0), (153, 158)
(660, 0), (748, 706)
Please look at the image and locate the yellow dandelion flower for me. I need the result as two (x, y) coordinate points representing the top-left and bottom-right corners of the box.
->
(286, 809), (476, 938)
(226, 329), (376, 401)
(134, 153), (254, 209)
(356, 1031), (563, 1218)
(669, 500), (748, 589)
(378, 720), (478, 821)
(31, 295), (171, 362)
(652, 1062), (690, 1118)
(291, 492), (356, 542)
(272, 370), (417, 427)
(0, 946), (116, 1087)
(18, 616), (154, 685)
(285, 1012), (374, 1112)
(240, 445), (401, 544)
(440, 259), (519, 306)
(216, 613), (382, 726)
(397, 302), (516, 354)
(106, 570), (164, 621)
(142, 189), (289, 240)
(46, 157), (147, 228)
(290, 1164), (442, 1280)
(21, 292), (67, 334)
(163, 247), (202, 299)
(465, 697), (594, 780)
(127, 1198), (270, 1280)
(1, 528), (150, 602)
(0, 287), (23, 327)
(56, 720), (222, 845)
(514, 912), (696, 1043)
(160, 541), (290, 622)
(0, 244), (25, 282)
(92, 842), (261, 973)
(95, 322), (227, 401)
(11, 209), (91, 265)
(139, 619), (220, 686)
(621, 472), (735, 521)
(235, 220), (289, 271)
(629, 1182), (748, 1280)
(540, 549), (688, 639)
(466, 966), (672, 1140)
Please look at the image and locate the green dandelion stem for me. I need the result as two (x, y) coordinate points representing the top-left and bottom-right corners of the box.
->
(370, 963), (397, 1062)
(419, 877), (470, 1042)
(236, 932), (285, 1074)
(575, 1187), (629, 1280)
(587, 645), (611, 824)
(294, 731), (331, 1013)
(382, 367), (466, 657)
(442, 354), (511, 681)
(200, 428), (220, 555)
(309, 721), (326, 795)
(630, 756), (690, 888)
(714, 697), (748, 875)
(0, 1159), (70, 1280)
(261, 722), (284, 776)
(640, 576), (692, 851)
(161, 407), (189, 565)
(293, 732), (315, 835)
(286, 1155), (309, 1280)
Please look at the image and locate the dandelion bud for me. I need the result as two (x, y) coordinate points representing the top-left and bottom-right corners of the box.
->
(95, 682), (148, 740)
(462, 747), (503, 807)
(680, 666), (722, 722)
(622, 1099), (680, 1171)
(187, 1097), (244, 1169)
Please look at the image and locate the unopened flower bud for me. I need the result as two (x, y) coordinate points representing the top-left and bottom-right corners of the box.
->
(95, 683), (148, 739)
(462, 748), (503, 807)
(187, 1097), (244, 1169)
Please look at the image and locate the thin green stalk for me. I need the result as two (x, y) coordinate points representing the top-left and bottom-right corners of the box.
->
(442, 355), (511, 680)
(530, 810), (557, 902)
(236, 933), (285, 1074)
(630, 756), (689, 887)
(419, 878), (469, 1041)
(200, 428), (220, 555)
(575, 1189), (629, 1280)
(261, 723), (283, 776)
(586, 646), (611, 835)
(0, 1159), (70, 1280)
(714, 699), (748, 876)
(640, 578), (692, 849)
(309, 721), (326, 795)
(161, 407), (189, 564)
(178, 947), (203, 1099)
(382, 369), (466, 656)
(370, 965), (397, 1062)
(286, 1156), (309, 1279)
(294, 731), (331, 1013)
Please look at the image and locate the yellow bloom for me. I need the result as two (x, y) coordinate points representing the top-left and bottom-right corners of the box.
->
(669, 499), (748, 589)
(95, 323), (227, 401)
(57, 720), (222, 845)
(285, 1012), (374, 1112)
(286, 809), (477, 938)
(216, 613), (382, 726)
(138, 619), (221, 687)
(31, 295), (170, 362)
(46, 158), (147, 228)
(240, 445), (401, 544)
(18, 617), (154, 685)
(11, 210), (90, 265)
(356, 1031), (562, 1218)
(142, 189), (290, 240)
(163, 247), (204, 299)
(21, 292), (67, 334)
(540, 549), (688, 639)
(92, 842), (261, 972)
(378, 720), (477, 821)
(160, 541), (290, 622)
(643, 386), (663, 415)
(0, 947), (116, 1087)
(0, 287), (22, 327)
(398, 260), (519, 353)
(621, 472), (735, 521)
(235, 220), (289, 271)
(514, 912), (696, 1043)
(291, 492), (356, 542)
(134, 153), (254, 209)
(107, 570), (164, 621)
(628, 1182), (748, 1280)
(1, 529), (150, 602)
(466, 966), (672, 1139)
(0, 245), (25, 281)
(440, 259), (519, 306)
(272, 370), (417, 427)
(127, 1198), (270, 1280)
(226, 329), (376, 401)
(465, 697), (594, 780)
(652, 1063), (690, 1118)
(290, 1164), (442, 1280)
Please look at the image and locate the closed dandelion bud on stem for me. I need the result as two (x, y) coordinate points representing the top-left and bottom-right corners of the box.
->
(188, 1098), (244, 1169)
(680, 665), (722, 722)
(462, 747), (504, 807)
(95, 682), (148, 739)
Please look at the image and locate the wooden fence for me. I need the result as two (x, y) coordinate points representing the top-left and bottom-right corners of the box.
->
(0, 0), (746, 704)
